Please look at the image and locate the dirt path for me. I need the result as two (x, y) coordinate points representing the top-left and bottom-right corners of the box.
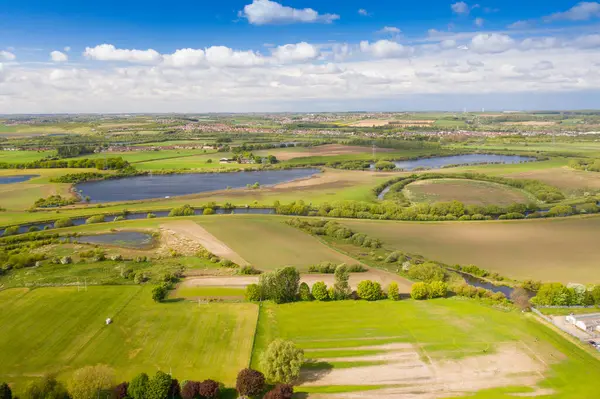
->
(181, 271), (412, 293)
(160, 220), (249, 265)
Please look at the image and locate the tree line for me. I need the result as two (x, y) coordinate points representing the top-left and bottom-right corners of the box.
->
(0, 157), (129, 170)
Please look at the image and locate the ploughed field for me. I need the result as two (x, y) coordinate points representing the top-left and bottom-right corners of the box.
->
(404, 178), (533, 206)
(341, 216), (600, 284)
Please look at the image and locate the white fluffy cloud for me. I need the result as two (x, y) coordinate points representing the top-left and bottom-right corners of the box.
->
(0, 51), (16, 61)
(451, 1), (470, 14)
(84, 44), (162, 63)
(378, 26), (401, 35)
(162, 48), (206, 68)
(470, 33), (515, 54)
(358, 9), (369, 16)
(205, 46), (264, 67)
(271, 42), (319, 63)
(359, 40), (410, 58)
(241, 0), (339, 25)
(50, 51), (68, 62)
(544, 1), (600, 22)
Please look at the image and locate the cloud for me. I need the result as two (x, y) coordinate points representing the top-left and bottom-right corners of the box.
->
(440, 39), (457, 49)
(64, 46), (71, 52)
(84, 44), (162, 63)
(358, 8), (369, 16)
(520, 37), (559, 50)
(271, 42), (319, 63)
(470, 33), (515, 53)
(534, 60), (554, 71)
(572, 33), (600, 48)
(359, 40), (410, 58)
(451, 1), (470, 14)
(378, 26), (401, 35)
(474, 17), (484, 27)
(50, 51), (68, 62)
(544, 2), (600, 22)
(508, 20), (530, 29)
(204, 46), (264, 67)
(0, 51), (16, 61)
(162, 48), (206, 67)
(241, 0), (339, 25)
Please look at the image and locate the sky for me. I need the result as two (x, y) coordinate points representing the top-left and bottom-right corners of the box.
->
(1, 0), (600, 113)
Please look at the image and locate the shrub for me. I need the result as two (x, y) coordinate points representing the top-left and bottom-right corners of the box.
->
(327, 286), (336, 300)
(411, 282), (429, 300)
(197, 380), (219, 399)
(113, 216), (125, 222)
(152, 285), (168, 302)
(298, 282), (312, 301)
(245, 284), (262, 301)
(147, 371), (172, 399)
(113, 382), (128, 399)
(311, 281), (328, 301)
(333, 264), (351, 300)
(238, 265), (262, 275)
(263, 384), (294, 399)
(147, 213), (156, 219)
(68, 365), (115, 399)
(428, 281), (448, 299)
(347, 264), (367, 272)
(128, 373), (149, 399)
(54, 218), (73, 228)
(1, 226), (19, 237)
(60, 256), (72, 265)
(357, 280), (382, 301)
(24, 375), (69, 399)
(547, 205), (574, 217)
(388, 282), (400, 301)
(168, 205), (195, 217)
(203, 207), (215, 215)
(374, 160), (396, 170)
(86, 214), (107, 225)
(408, 262), (447, 283)
(236, 369), (265, 397)
(219, 259), (236, 268)
(385, 251), (402, 263)
(260, 339), (304, 384)
(180, 381), (199, 399)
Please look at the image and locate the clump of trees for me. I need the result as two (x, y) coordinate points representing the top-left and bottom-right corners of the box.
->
(531, 283), (599, 306)
(34, 195), (77, 208)
(453, 283), (507, 304)
(410, 281), (448, 300)
(85, 215), (106, 224)
(260, 339), (304, 384)
(54, 218), (74, 228)
(357, 280), (383, 301)
(286, 218), (382, 249)
(0, 157), (129, 170)
(169, 205), (195, 217)
(307, 261), (366, 274)
(569, 158), (600, 172)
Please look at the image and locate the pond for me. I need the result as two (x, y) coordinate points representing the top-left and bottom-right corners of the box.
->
(373, 154), (535, 171)
(75, 168), (320, 202)
(0, 175), (39, 184)
(77, 232), (156, 249)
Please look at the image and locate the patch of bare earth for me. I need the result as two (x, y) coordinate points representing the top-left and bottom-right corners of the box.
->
(159, 220), (249, 265)
(302, 342), (549, 399)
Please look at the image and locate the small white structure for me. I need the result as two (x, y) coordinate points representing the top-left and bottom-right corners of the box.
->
(566, 313), (600, 333)
(106, 318), (112, 325)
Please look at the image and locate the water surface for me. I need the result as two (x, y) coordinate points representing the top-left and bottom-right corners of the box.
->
(373, 154), (535, 171)
(0, 175), (39, 184)
(77, 232), (155, 249)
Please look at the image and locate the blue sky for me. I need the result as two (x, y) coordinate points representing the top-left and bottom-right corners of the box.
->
(0, 1), (599, 112)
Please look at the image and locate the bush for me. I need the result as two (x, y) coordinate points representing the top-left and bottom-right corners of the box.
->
(236, 369), (265, 397)
(203, 207), (215, 215)
(388, 282), (400, 301)
(1, 226), (19, 237)
(238, 265), (262, 275)
(263, 384), (294, 399)
(374, 160), (396, 170)
(258, 267), (300, 304)
(168, 205), (195, 217)
(260, 339), (304, 384)
(113, 382), (128, 399)
(24, 375), (69, 399)
(385, 251), (403, 263)
(411, 282), (429, 300)
(357, 280), (382, 301)
(245, 284), (262, 301)
(333, 264), (351, 300)
(54, 218), (74, 228)
(428, 281), (448, 299)
(147, 213), (156, 219)
(146, 371), (172, 399)
(197, 380), (219, 399)
(298, 282), (312, 301)
(128, 373), (149, 399)
(219, 259), (236, 268)
(347, 264), (367, 272)
(311, 281), (328, 301)
(86, 215), (106, 224)
(180, 381), (199, 399)
(407, 262), (447, 283)
(152, 285), (168, 302)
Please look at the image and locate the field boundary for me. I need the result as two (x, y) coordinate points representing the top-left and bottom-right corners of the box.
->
(248, 302), (262, 368)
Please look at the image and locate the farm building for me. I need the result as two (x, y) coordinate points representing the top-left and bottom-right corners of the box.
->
(566, 313), (600, 333)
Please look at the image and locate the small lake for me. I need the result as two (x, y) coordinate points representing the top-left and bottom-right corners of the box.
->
(75, 169), (320, 202)
(373, 154), (535, 171)
(77, 232), (155, 249)
(0, 175), (39, 184)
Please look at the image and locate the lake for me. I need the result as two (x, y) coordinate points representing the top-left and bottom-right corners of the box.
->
(77, 231), (155, 249)
(0, 175), (39, 184)
(75, 168), (319, 202)
(373, 154), (535, 171)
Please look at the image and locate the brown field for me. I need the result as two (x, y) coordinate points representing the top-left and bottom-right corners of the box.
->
(505, 167), (600, 193)
(502, 121), (557, 126)
(258, 144), (392, 161)
(341, 216), (600, 283)
(404, 179), (532, 206)
(348, 119), (393, 127)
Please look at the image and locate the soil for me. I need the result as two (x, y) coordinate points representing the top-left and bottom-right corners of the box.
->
(159, 220), (250, 265)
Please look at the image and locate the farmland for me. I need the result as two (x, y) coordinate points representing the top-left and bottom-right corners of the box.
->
(342, 216), (600, 283)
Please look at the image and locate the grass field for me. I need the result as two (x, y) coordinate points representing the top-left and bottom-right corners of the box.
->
(0, 150), (52, 163)
(253, 300), (600, 398)
(341, 217), (600, 283)
(196, 216), (358, 271)
(175, 286), (246, 298)
(0, 286), (258, 392)
(404, 179), (533, 206)
(505, 166), (600, 194)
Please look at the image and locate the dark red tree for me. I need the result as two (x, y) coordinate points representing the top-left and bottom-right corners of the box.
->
(198, 380), (219, 399)
(168, 378), (180, 399)
(180, 381), (199, 399)
(235, 369), (265, 397)
(113, 382), (129, 399)
(263, 384), (294, 399)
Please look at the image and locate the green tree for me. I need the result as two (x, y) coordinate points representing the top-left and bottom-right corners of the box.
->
(428, 281), (448, 299)
(68, 365), (115, 399)
(23, 375), (68, 399)
(202, 208), (215, 215)
(410, 282), (429, 300)
(260, 339), (304, 384)
(333, 264), (351, 300)
(0, 382), (12, 399)
(146, 371), (172, 399)
(245, 283), (262, 301)
(152, 285), (168, 302)
(374, 160), (396, 170)
(311, 282), (328, 301)
(407, 262), (446, 283)
(298, 282), (312, 301)
(357, 280), (382, 301)
(259, 267), (300, 304)
(592, 285), (600, 305)
(128, 373), (149, 399)
(388, 282), (400, 301)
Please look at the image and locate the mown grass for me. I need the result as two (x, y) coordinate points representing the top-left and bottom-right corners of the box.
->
(304, 349), (387, 359)
(0, 286), (258, 393)
(176, 286), (246, 298)
(539, 307), (600, 316)
(252, 299), (600, 398)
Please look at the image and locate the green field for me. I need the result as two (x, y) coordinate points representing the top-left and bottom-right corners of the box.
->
(253, 300), (600, 398)
(196, 216), (358, 271)
(341, 217), (600, 283)
(175, 286), (246, 298)
(0, 286), (258, 391)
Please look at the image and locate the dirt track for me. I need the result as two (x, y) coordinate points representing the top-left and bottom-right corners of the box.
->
(160, 220), (250, 265)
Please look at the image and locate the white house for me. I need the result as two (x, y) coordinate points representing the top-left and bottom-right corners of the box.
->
(566, 313), (600, 333)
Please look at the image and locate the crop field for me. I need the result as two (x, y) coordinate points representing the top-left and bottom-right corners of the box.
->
(404, 179), (533, 206)
(505, 166), (600, 193)
(0, 286), (258, 391)
(253, 300), (600, 398)
(341, 217), (600, 284)
(256, 144), (392, 161)
(0, 150), (51, 163)
(196, 216), (358, 271)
